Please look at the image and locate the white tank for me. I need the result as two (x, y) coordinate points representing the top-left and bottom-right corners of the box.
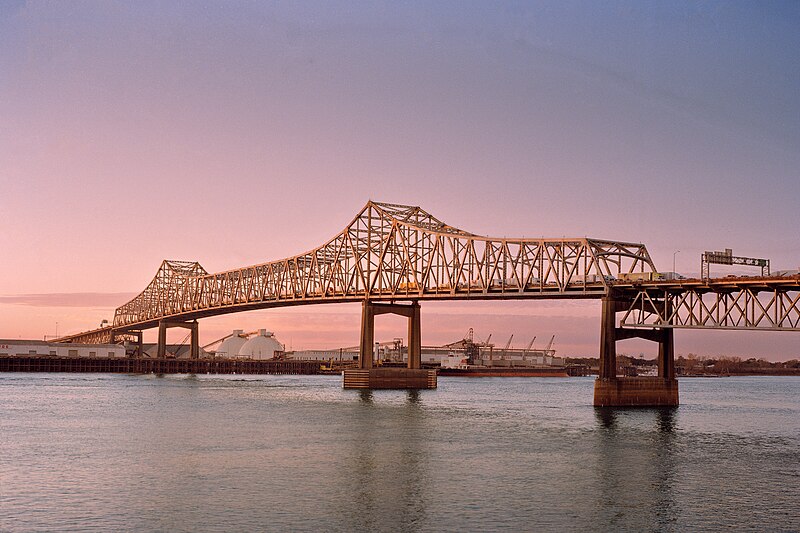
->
(217, 330), (247, 359)
(238, 329), (284, 360)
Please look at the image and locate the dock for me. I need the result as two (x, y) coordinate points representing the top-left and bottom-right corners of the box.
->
(0, 356), (321, 375)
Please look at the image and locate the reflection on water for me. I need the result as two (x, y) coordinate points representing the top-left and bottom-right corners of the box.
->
(1, 375), (799, 532)
(346, 388), (428, 532)
(595, 407), (617, 429)
(358, 389), (374, 404)
(656, 407), (676, 433)
(406, 389), (421, 404)
(593, 407), (680, 530)
(593, 406), (677, 433)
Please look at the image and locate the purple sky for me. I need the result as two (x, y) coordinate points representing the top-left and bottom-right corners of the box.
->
(1, 2), (798, 360)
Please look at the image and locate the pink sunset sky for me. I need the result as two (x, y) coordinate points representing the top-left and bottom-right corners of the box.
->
(1, 2), (798, 360)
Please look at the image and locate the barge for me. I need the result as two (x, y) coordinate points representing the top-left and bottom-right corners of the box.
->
(436, 365), (569, 377)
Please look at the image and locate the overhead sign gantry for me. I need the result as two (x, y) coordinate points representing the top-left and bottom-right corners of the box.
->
(701, 248), (769, 279)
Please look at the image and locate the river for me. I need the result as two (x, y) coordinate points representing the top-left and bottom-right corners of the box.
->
(1, 374), (798, 532)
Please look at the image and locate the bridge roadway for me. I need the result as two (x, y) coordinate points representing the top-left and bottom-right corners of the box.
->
(55, 201), (800, 406)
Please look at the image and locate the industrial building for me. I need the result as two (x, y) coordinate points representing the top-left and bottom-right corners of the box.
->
(289, 330), (565, 369)
(1, 329), (285, 361)
(2, 329), (562, 370)
(0, 339), (125, 358)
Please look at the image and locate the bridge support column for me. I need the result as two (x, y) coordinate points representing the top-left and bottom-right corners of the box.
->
(658, 328), (675, 381)
(347, 301), (434, 389)
(594, 296), (678, 407)
(158, 322), (167, 358)
(598, 297), (618, 381)
(112, 330), (143, 358)
(359, 301), (422, 369)
(190, 321), (199, 360)
(157, 320), (200, 359)
(407, 301), (421, 370)
(359, 302), (375, 369)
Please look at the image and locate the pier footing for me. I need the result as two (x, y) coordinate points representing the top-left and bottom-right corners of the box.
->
(594, 377), (679, 407)
(343, 368), (437, 389)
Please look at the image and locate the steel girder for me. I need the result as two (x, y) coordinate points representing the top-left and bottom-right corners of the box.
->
(52, 327), (142, 345)
(108, 201), (655, 331)
(54, 327), (114, 344)
(620, 282), (800, 331)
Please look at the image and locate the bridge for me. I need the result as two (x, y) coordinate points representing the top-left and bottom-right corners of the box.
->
(56, 201), (800, 405)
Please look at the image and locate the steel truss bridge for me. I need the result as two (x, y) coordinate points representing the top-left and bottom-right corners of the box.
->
(56, 201), (800, 405)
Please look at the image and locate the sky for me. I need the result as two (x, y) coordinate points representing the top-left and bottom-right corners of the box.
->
(1, 1), (799, 360)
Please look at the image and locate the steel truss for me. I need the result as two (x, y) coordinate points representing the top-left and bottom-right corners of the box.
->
(55, 327), (114, 344)
(106, 201), (654, 332)
(620, 284), (800, 331)
(55, 327), (144, 345)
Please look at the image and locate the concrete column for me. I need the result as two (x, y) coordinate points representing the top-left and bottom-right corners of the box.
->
(359, 301), (374, 369)
(157, 321), (168, 359)
(123, 330), (145, 358)
(599, 297), (617, 380)
(190, 321), (199, 359)
(407, 301), (421, 369)
(596, 295), (679, 407)
(658, 328), (675, 381)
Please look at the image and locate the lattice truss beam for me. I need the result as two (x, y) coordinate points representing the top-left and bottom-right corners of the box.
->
(52, 327), (143, 345)
(111, 201), (655, 330)
(55, 327), (114, 344)
(620, 286), (800, 331)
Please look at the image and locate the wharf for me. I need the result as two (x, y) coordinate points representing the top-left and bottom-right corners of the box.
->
(0, 356), (321, 375)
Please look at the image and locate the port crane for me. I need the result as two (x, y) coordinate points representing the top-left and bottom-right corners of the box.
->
(501, 334), (513, 359)
(477, 333), (492, 361)
(522, 336), (536, 360)
(544, 335), (555, 354)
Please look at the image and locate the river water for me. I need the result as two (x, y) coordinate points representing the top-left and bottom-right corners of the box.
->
(1, 374), (798, 532)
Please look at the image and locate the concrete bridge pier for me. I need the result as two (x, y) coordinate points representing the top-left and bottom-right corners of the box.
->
(344, 300), (435, 389)
(594, 296), (678, 407)
(358, 301), (421, 369)
(157, 319), (199, 359)
(112, 330), (143, 358)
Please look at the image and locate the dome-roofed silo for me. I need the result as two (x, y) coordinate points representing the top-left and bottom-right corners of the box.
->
(216, 330), (248, 359)
(238, 329), (284, 360)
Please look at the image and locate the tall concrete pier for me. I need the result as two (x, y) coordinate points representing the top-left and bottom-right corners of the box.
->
(345, 300), (436, 389)
(157, 319), (199, 359)
(594, 295), (678, 407)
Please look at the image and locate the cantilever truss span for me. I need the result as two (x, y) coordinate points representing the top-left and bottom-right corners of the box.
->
(101, 201), (653, 333)
(619, 278), (800, 331)
(54, 201), (800, 346)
